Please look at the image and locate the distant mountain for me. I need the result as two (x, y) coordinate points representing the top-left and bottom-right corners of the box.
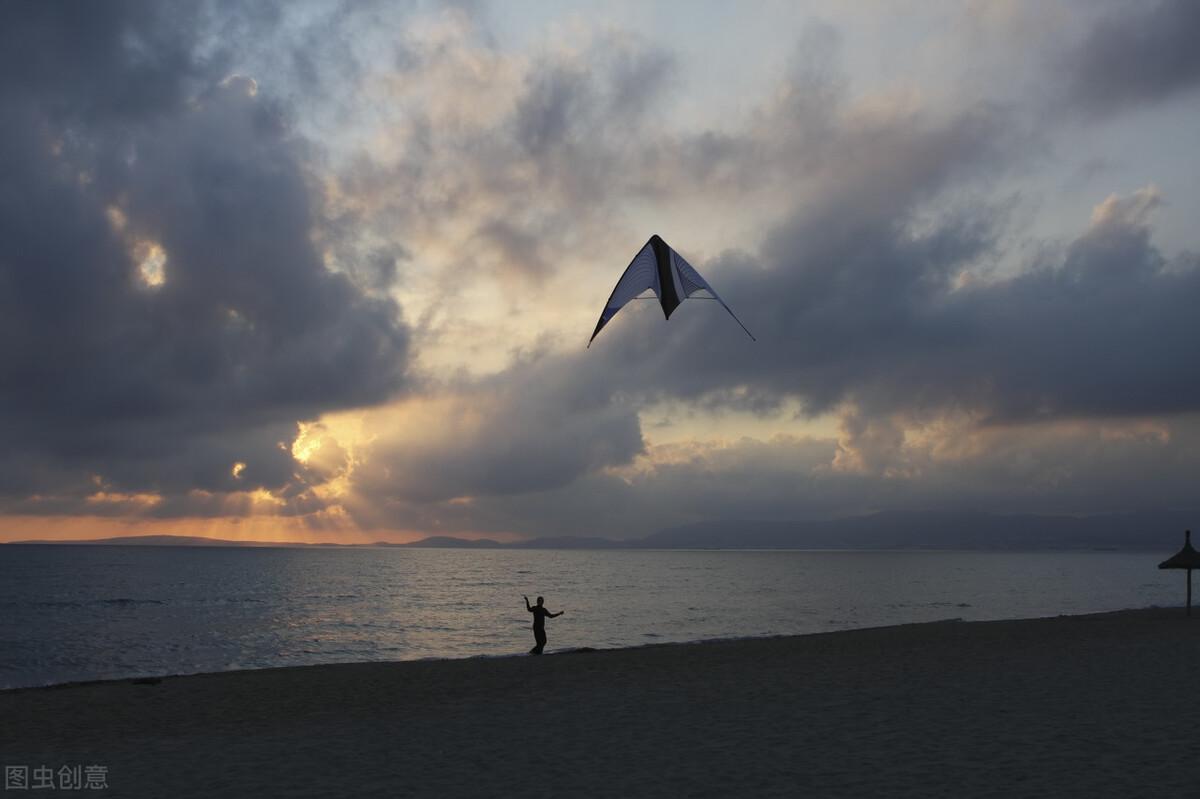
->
(510, 536), (622, 549)
(382, 535), (619, 549)
(396, 536), (506, 548)
(3, 534), (311, 547)
(5, 510), (1192, 550)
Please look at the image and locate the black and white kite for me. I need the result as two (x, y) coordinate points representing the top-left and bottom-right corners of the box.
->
(588, 234), (755, 347)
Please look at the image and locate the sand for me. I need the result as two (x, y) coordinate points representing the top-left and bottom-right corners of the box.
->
(2, 608), (1197, 798)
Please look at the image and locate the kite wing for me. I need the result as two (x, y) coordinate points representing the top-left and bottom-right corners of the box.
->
(588, 234), (755, 346)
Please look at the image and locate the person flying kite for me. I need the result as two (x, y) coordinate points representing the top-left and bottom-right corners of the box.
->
(588, 234), (754, 346)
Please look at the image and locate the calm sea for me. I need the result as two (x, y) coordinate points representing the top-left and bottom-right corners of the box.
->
(0, 545), (1181, 689)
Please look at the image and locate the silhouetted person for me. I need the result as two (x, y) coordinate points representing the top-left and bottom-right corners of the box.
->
(524, 595), (562, 655)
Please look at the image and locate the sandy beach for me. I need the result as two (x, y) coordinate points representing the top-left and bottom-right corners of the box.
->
(2, 608), (1197, 798)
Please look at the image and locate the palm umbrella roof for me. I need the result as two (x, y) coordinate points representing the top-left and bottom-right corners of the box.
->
(1159, 530), (1200, 570)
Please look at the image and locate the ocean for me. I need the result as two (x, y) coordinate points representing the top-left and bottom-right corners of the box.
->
(0, 545), (1182, 689)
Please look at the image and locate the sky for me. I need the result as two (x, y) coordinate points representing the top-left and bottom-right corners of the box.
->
(1, 0), (1198, 543)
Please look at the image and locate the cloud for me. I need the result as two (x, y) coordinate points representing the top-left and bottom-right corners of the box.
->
(1058, 0), (1200, 116)
(571, 96), (1023, 408)
(349, 351), (644, 509)
(632, 413), (1200, 522)
(322, 20), (684, 290)
(0, 1), (210, 122)
(0, 3), (410, 511)
(337, 410), (1200, 539)
(580, 178), (1199, 424)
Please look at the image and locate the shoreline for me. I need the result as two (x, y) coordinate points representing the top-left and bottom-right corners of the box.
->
(3, 607), (1198, 797)
(1, 604), (1175, 694)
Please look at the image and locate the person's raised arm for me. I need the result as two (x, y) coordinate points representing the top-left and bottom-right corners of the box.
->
(524, 595), (532, 612)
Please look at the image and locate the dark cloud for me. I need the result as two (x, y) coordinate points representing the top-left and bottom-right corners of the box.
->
(515, 63), (590, 156)
(0, 1), (211, 123)
(584, 198), (1198, 426)
(606, 45), (678, 120)
(507, 36), (680, 211)
(0, 3), (409, 508)
(345, 412), (1200, 539)
(473, 218), (551, 279)
(573, 103), (1022, 411)
(1060, 0), (1200, 116)
(514, 38), (678, 158)
(615, 416), (1200, 527)
(581, 129), (1198, 426)
(352, 352), (644, 508)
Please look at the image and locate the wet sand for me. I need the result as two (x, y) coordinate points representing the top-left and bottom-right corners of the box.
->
(2, 608), (1197, 798)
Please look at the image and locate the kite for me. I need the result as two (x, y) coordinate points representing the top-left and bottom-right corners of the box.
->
(588, 234), (755, 346)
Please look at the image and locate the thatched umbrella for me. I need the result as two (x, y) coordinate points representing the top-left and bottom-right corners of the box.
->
(1159, 530), (1200, 616)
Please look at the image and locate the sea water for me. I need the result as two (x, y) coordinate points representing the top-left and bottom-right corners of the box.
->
(0, 545), (1181, 689)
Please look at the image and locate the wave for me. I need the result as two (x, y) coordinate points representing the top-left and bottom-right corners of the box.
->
(34, 598), (166, 608)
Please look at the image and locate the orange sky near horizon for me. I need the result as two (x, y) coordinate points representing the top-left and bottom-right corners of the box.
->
(0, 514), (525, 546)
